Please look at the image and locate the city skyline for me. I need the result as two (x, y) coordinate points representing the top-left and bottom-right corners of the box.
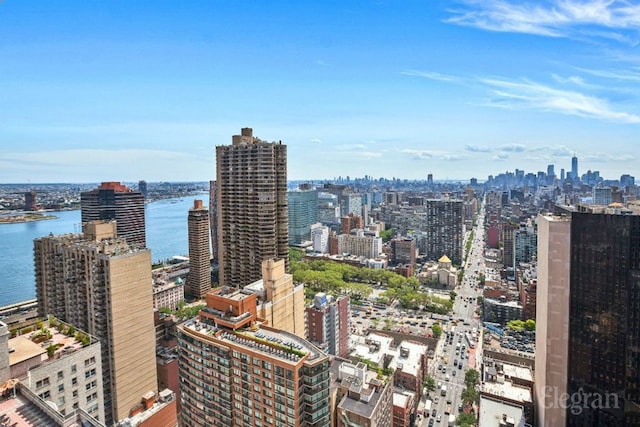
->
(1, 1), (639, 183)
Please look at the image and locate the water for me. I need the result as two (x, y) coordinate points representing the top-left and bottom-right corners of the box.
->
(0, 194), (209, 306)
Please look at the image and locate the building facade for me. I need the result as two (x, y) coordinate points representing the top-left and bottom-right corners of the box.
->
(288, 184), (318, 245)
(244, 259), (307, 338)
(536, 207), (640, 426)
(187, 199), (212, 298)
(80, 182), (146, 249)
(216, 128), (289, 288)
(424, 200), (464, 265)
(177, 287), (331, 427)
(34, 221), (158, 425)
(306, 293), (350, 358)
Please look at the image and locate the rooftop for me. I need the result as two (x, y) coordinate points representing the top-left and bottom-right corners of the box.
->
(478, 396), (526, 427)
(482, 380), (532, 404)
(351, 333), (428, 377)
(182, 319), (323, 364)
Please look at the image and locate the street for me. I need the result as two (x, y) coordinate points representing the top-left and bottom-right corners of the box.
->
(419, 201), (486, 426)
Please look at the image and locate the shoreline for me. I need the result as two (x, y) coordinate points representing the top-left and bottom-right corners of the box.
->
(0, 213), (58, 224)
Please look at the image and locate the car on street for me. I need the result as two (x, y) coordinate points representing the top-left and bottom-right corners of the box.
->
(436, 414), (442, 422)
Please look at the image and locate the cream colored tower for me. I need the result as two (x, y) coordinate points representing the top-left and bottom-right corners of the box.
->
(34, 220), (157, 425)
(255, 259), (306, 338)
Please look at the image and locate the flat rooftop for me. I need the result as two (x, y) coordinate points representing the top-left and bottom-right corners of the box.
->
(478, 396), (525, 427)
(0, 391), (57, 427)
(482, 380), (532, 403)
(351, 333), (428, 377)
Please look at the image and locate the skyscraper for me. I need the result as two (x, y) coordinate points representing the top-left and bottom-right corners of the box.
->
(81, 181), (146, 248)
(216, 128), (289, 288)
(571, 154), (578, 180)
(425, 199), (464, 264)
(536, 206), (640, 426)
(34, 221), (158, 425)
(188, 199), (212, 298)
(288, 183), (318, 245)
(177, 287), (331, 427)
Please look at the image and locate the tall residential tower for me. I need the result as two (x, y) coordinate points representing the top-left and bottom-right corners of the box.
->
(34, 221), (158, 425)
(216, 128), (289, 288)
(81, 181), (146, 248)
(188, 199), (212, 298)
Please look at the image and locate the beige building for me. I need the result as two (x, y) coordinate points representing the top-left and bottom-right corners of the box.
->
(535, 214), (571, 427)
(187, 199), (212, 298)
(34, 221), (158, 426)
(216, 127), (289, 288)
(244, 258), (306, 339)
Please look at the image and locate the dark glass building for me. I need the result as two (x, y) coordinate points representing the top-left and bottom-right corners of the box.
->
(81, 181), (146, 248)
(566, 206), (640, 426)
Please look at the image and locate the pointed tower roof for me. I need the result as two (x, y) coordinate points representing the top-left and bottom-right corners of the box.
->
(438, 255), (451, 264)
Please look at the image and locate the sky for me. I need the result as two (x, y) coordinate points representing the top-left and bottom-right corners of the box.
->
(1, 0), (639, 183)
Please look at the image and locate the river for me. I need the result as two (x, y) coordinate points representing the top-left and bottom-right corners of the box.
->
(0, 194), (209, 306)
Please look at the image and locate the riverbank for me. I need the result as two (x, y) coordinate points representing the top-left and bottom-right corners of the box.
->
(0, 213), (58, 224)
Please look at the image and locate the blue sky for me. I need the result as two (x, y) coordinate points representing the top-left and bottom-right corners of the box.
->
(1, 0), (639, 183)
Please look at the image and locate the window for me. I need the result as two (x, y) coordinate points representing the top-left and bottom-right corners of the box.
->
(71, 364), (77, 373)
(73, 390), (78, 398)
(85, 368), (96, 379)
(36, 378), (50, 389)
(57, 396), (65, 406)
(39, 391), (51, 400)
(72, 377), (78, 386)
(84, 357), (96, 367)
(58, 384), (64, 393)
(86, 392), (98, 403)
(57, 371), (64, 380)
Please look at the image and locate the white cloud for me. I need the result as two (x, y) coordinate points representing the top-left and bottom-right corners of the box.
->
(400, 149), (467, 161)
(465, 144), (492, 152)
(479, 76), (640, 123)
(498, 143), (527, 152)
(401, 70), (461, 82)
(401, 149), (435, 160)
(493, 152), (510, 160)
(310, 138), (322, 144)
(445, 0), (640, 44)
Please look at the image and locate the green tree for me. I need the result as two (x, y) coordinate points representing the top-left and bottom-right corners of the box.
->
(379, 228), (393, 242)
(456, 412), (477, 426)
(465, 369), (480, 389)
(450, 290), (457, 301)
(507, 319), (525, 332)
(476, 296), (483, 304)
(461, 386), (479, 405)
(431, 323), (443, 338)
(289, 247), (305, 262)
(524, 319), (536, 331)
(423, 375), (436, 394)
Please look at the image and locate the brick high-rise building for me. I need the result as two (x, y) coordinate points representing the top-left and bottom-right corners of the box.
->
(188, 199), (212, 298)
(177, 287), (330, 427)
(34, 221), (158, 425)
(81, 181), (146, 248)
(216, 128), (288, 288)
(341, 213), (363, 234)
(536, 206), (640, 426)
(306, 293), (350, 357)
